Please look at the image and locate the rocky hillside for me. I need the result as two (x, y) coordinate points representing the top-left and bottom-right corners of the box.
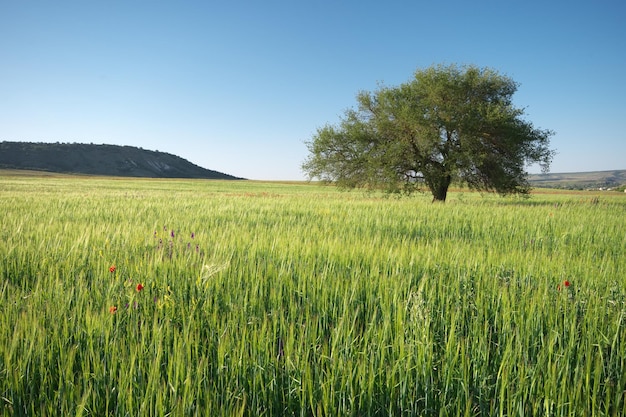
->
(0, 142), (243, 179)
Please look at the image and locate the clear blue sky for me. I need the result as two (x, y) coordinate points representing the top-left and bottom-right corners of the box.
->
(1, 0), (624, 180)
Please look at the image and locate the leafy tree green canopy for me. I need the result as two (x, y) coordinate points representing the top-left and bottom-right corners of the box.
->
(302, 64), (555, 201)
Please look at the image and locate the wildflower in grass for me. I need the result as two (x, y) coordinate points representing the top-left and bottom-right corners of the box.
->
(191, 232), (195, 239)
(109, 265), (116, 273)
(557, 280), (571, 291)
(109, 306), (117, 314)
(136, 283), (144, 292)
(171, 230), (175, 238)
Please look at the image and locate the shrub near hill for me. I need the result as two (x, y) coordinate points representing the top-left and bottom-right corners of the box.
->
(1, 176), (625, 416)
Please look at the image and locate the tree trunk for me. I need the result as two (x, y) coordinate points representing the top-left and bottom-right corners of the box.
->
(430, 174), (451, 202)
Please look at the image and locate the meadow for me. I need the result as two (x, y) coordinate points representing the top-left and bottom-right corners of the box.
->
(1, 173), (625, 416)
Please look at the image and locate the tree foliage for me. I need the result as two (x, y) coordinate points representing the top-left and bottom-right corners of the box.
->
(302, 64), (554, 201)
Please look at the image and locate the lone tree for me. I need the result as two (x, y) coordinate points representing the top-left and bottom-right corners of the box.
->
(302, 64), (554, 202)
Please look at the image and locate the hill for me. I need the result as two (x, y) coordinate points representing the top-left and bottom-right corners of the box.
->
(0, 141), (243, 179)
(528, 169), (626, 190)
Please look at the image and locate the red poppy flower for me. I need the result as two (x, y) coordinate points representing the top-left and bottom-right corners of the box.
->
(109, 306), (117, 314)
(136, 283), (144, 292)
(109, 265), (116, 273)
(564, 280), (570, 287)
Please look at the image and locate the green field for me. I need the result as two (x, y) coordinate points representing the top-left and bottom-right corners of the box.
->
(1, 174), (625, 416)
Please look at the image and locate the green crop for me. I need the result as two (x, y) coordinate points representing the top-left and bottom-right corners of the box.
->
(1, 174), (625, 416)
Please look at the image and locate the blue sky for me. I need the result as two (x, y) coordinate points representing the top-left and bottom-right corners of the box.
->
(1, 0), (624, 180)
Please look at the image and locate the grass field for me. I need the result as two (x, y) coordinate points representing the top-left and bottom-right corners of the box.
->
(1, 173), (625, 416)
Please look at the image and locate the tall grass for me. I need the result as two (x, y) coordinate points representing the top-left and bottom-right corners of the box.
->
(1, 174), (625, 416)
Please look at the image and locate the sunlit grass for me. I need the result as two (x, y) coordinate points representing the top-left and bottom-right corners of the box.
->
(1, 174), (625, 415)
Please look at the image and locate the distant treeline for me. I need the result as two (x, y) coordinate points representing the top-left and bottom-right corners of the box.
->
(528, 169), (626, 190)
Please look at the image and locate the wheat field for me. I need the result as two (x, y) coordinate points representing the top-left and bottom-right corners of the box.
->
(1, 174), (625, 416)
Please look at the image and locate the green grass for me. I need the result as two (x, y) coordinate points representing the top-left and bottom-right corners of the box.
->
(1, 174), (625, 416)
